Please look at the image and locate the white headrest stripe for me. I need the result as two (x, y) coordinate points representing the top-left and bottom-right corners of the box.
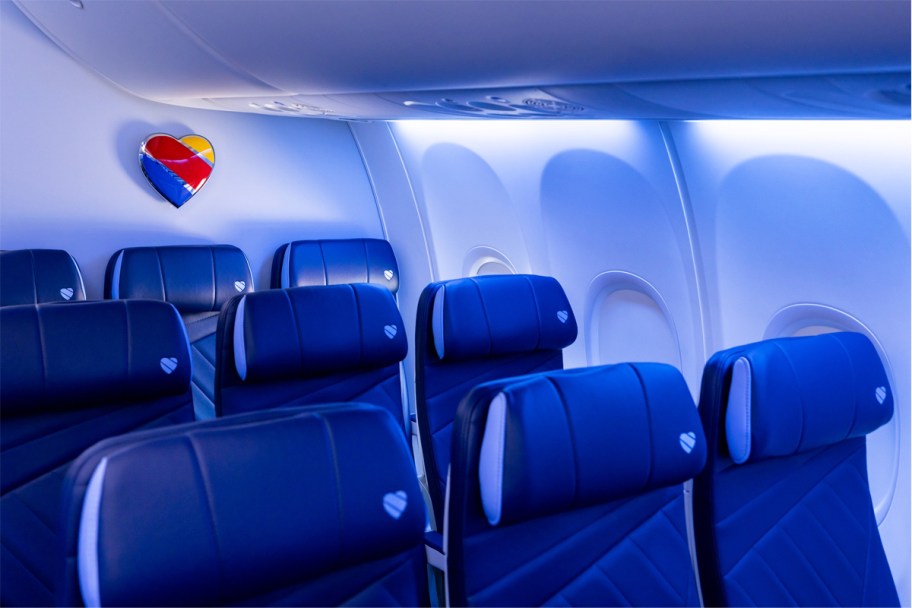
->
(73, 254), (87, 299)
(109, 250), (125, 300)
(726, 356), (752, 464)
(233, 295), (248, 381)
(432, 285), (446, 360)
(479, 392), (507, 526)
(280, 245), (292, 289)
(78, 457), (108, 608)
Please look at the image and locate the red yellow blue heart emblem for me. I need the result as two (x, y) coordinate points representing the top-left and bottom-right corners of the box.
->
(139, 134), (214, 208)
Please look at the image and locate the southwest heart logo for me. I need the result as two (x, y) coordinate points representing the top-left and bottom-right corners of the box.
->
(140, 134), (214, 208)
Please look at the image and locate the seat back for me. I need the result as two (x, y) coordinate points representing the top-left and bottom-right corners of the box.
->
(0, 248), (86, 306)
(415, 274), (577, 526)
(61, 404), (428, 607)
(0, 300), (194, 607)
(694, 331), (899, 607)
(271, 238), (400, 292)
(447, 363), (706, 606)
(216, 283), (408, 431)
(105, 245), (254, 420)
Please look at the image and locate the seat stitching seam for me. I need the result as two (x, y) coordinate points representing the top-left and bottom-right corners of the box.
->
(720, 444), (862, 574)
(186, 434), (226, 602)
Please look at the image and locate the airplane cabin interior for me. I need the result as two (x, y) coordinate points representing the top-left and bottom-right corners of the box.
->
(0, 1), (909, 606)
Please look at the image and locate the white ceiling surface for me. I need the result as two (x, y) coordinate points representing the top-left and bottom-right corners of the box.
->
(13, 0), (911, 120)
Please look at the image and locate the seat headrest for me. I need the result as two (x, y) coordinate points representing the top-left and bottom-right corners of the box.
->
(478, 363), (705, 526)
(725, 332), (894, 465)
(106, 245), (253, 313)
(233, 283), (407, 383)
(273, 238), (399, 293)
(0, 249), (86, 306)
(76, 405), (425, 607)
(0, 300), (191, 415)
(431, 275), (577, 361)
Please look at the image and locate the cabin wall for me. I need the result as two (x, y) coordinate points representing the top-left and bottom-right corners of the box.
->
(673, 121), (911, 605)
(354, 118), (911, 604)
(0, 1), (383, 296)
(2, 0), (909, 603)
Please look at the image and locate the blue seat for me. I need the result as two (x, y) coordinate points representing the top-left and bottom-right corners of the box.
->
(693, 332), (899, 607)
(447, 363), (706, 606)
(215, 283), (408, 431)
(0, 248), (86, 306)
(60, 404), (428, 607)
(105, 245), (254, 420)
(271, 238), (400, 293)
(415, 274), (577, 527)
(0, 300), (194, 607)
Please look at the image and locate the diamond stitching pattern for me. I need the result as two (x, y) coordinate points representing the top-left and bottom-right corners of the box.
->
(2, 402), (193, 605)
(540, 491), (696, 606)
(467, 488), (697, 606)
(721, 442), (886, 606)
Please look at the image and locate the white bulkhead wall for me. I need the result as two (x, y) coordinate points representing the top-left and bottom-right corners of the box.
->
(0, 2), (385, 295)
(353, 118), (910, 605)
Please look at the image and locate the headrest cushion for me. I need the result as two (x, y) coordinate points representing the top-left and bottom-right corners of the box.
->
(478, 363), (705, 526)
(234, 283), (407, 383)
(77, 405), (425, 607)
(725, 332), (893, 464)
(431, 275), (577, 361)
(106, 245), (253, 313)
(273, 238), (399, 293)
(0, 300), (190, 415)
(0, 249), (86, 306)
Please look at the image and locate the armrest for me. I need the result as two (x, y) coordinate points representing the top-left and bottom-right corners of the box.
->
(424, 530), (446, 572)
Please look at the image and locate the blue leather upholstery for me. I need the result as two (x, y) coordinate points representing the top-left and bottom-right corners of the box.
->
(0, 249), (86, 306)
(415, 274), (577, 527)
(60, 404), (428, 607)
(105, 245), (253, 311)
(216, 284), (408, 431)
(448, 363), (705, 606)
(271, 238), (399, 293)
(0, 300), (194, 607)
(105, 245), (254, 420)
(694, 332), (900, 607)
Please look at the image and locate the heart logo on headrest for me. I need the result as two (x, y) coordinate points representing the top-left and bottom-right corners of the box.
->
(234, 280), (246, 292)
(59, 287), (74, 301)
(383, 491), (408, 520)
(556, 310), (569, 324)
(159, 357), (178, 375)
(875, 386), (887, 404)
(384, 324), (398, 339)
(679, 431), (697, 454)
(384, 269), (394, 281)
(140, 134), (214, 208)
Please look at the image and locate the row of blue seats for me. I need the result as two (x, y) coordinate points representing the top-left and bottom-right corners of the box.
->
(0, 241), (401, 422)
(0, 244), (900, 606)
(1, 245), (575, 525)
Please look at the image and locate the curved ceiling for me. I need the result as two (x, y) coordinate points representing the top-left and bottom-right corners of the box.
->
(14, 0), (911, 120)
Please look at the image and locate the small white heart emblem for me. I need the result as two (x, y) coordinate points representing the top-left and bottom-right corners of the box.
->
(383, 490), (408, 519)
(679, 431), (696, 454)
(234, 280), (246, 292)
(383, 269), (394, 281)
(556, 310), (569, 324)
(160, 357), (178, 374)
(875, 386), (887, 405)
(59, 287), (74, 301)
(384, 324), (398, 339)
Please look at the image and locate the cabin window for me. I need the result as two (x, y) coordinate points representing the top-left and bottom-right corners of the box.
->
(586, 271), (681, 370)
(463, 246), (516, 277)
